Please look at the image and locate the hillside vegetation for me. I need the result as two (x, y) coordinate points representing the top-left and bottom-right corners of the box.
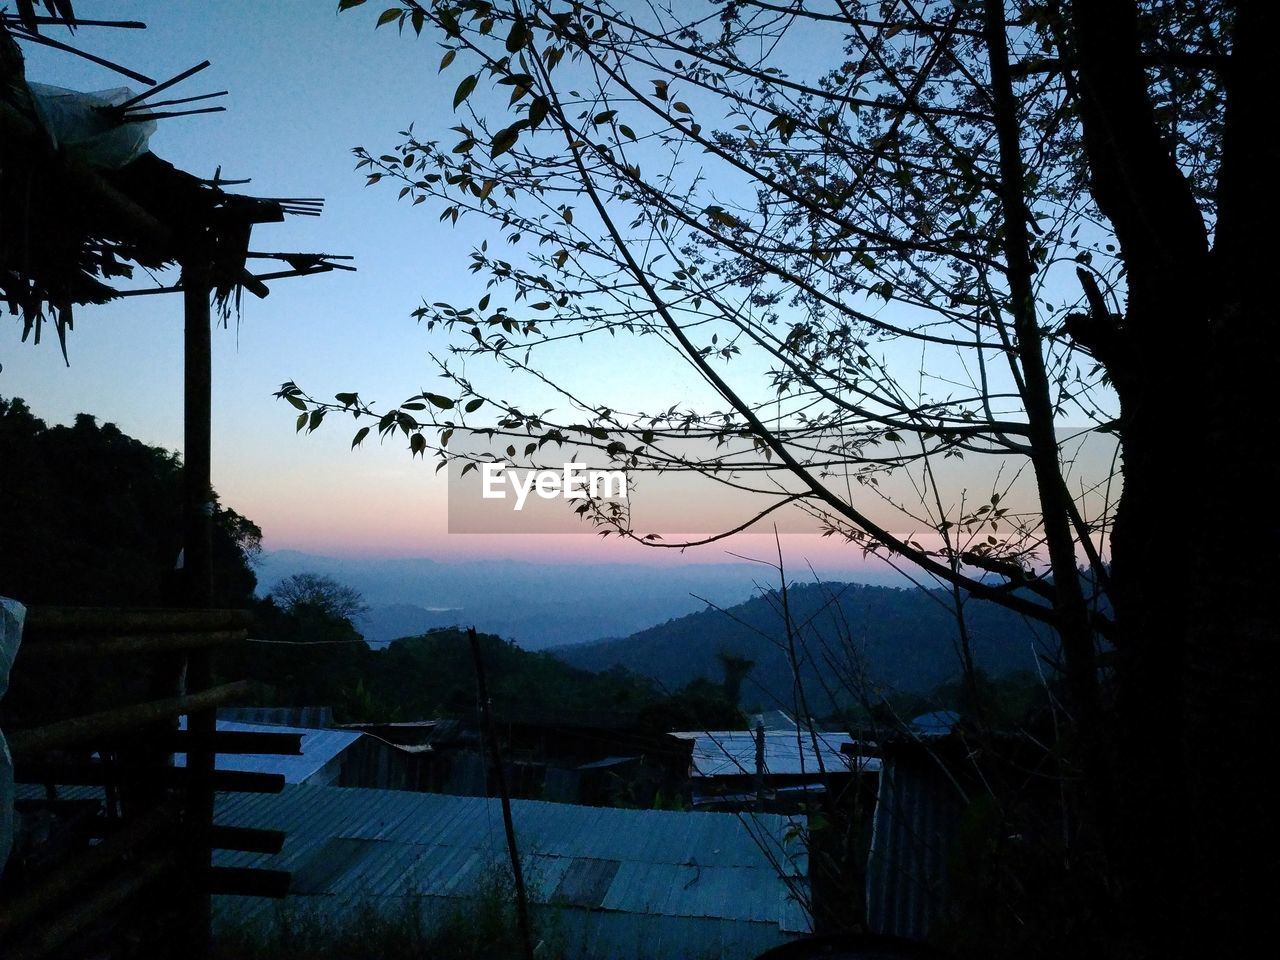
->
(555, 581), (1055, 714)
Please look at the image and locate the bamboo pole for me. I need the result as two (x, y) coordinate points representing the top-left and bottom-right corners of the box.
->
(5, 680), (255, 758)
(13, 762), (285, 795)
(16, 629), (246, 659)
(23, 608), (250, 633)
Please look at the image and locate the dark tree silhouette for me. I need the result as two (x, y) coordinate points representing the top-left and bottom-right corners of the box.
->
(282, 3), (1272, 955)
(269, 572), (369, 623)
(0, 396), (260, 608)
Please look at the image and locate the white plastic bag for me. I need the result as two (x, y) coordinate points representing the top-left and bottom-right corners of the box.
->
(27, 82), (156, 169)
(0, 596), (25, 876)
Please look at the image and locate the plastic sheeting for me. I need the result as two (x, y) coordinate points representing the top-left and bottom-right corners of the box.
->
(0, 596), (25, 876)
(28, 83), (156, 169)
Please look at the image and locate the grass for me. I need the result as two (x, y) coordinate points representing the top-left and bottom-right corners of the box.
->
(212, 864), (555, 960)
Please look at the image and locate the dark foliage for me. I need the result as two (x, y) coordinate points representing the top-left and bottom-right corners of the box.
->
(0, 395), (259, 607)
(234, 616), (742, 730)
(557, 581), (1055, 715)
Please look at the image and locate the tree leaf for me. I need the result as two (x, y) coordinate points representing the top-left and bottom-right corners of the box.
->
(506, 18), (529, 53)
(491, 124), (521, 159)
(453, 74), (478, 110)
(529, 95), (550, 129)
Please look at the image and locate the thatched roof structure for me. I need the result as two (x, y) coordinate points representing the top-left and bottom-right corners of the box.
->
(1, 10), (343, 359)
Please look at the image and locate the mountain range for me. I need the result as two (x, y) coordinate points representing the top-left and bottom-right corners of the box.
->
(553, 581), (1056, 712)
(254, 550), (893, 649)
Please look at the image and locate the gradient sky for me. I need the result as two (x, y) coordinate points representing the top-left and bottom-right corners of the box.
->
(2, 2), (1109, 579)
(0, 1), (898, 574)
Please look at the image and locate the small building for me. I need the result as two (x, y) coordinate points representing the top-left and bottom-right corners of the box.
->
(864, 718), (1062, 942)
(213, 784), (811, 960)
(672, 727), (879, 812)
(355, 717), (694, 806)
(863, 737), (965, 941)
(176, 719), (408, 789)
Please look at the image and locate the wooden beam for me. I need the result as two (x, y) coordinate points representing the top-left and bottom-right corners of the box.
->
(205, 867), (291, 899)
(23, 607), (251, 634)
(16, 629), (246, 659)
(5, 680), (256, 758)
(166, 729), (303, 756)
(13, 763), (286, 795)
(208, 825), (286, 855)
(67, 729), (303, 756)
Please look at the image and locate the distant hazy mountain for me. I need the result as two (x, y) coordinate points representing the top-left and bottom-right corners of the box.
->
(554, 581), (1055, 712)
(255, 550), (891, 649)
(358, 603), (460, 647)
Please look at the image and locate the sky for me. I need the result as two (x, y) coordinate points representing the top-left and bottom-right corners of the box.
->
(1, 2), (1112, 579)
(1, 1), (903, 575)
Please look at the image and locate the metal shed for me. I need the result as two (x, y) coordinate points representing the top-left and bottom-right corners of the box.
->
(672, 730), (876, 779)
(176, 720), (362, 786)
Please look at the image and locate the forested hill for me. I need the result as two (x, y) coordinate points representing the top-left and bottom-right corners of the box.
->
(554, 581), (1055, 714)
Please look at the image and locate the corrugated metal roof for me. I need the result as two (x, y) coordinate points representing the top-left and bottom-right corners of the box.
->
(176, 718), (361, 784)
(671, 730), (880, 778)
(212, 784), (810, 959)
(864, 751), (964, 941)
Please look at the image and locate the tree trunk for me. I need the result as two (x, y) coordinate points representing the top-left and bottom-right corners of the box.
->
(1072, 1), (1277, 955)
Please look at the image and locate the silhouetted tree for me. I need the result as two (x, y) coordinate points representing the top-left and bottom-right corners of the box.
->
(270, 572), (368, 622)
(283, 2), (1271, 954)
(717, 651), (755, 709)
(0, 396), (260, 607)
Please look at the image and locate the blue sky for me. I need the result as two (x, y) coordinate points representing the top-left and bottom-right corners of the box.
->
(2, 2), (1111, 578)
(4, 2), (473, 554)
(2, 1), (874, 570)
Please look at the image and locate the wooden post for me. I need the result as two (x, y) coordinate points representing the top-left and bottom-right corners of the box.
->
(181, 261), (214, 608)
(181, 260), (215, 960)
(468, 628), (535, 960)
